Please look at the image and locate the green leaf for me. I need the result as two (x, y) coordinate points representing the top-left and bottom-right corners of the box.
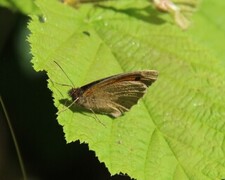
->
(0, 0), (38, 14)
(189, 0), (225, 64)
(28, 0), (225, 179)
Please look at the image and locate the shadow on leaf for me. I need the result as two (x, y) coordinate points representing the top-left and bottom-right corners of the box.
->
(58, 98), (112, 117)
(59, 98), (93, 116)
(95, 4), (166, 25)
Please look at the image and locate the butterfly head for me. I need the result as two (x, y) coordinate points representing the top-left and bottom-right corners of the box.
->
(68, 88), (83, 101)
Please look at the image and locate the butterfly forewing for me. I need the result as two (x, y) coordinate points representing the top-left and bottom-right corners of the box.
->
(73, 70), (158, 117)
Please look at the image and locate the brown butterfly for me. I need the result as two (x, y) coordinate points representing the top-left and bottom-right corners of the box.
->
(67, 70), (158, 117)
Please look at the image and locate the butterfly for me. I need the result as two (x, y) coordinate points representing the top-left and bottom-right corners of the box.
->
(67, 70), (158, 117)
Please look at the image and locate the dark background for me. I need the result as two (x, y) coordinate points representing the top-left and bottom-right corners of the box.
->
(0, 7), (130, 180)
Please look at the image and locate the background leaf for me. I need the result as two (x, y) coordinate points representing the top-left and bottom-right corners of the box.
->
(29, 0), (225, 179)
(189, 0), (225, 64)
(0, 0), (38, 14)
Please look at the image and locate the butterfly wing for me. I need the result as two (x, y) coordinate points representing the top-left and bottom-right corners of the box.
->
(78, 70), (158, 117)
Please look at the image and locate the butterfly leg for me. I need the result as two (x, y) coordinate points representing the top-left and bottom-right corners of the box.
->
(89, 109), (106, 127)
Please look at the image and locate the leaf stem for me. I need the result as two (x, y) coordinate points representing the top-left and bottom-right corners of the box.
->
(0, 95), (27, 180)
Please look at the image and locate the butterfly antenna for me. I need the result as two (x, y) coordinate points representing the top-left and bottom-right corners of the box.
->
(54, 61), (75, 87)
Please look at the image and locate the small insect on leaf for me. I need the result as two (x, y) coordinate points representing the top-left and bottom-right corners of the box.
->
(54, 61), (158, 117)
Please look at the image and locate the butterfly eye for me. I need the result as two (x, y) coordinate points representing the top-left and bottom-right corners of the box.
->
(135, 76), (141, 81)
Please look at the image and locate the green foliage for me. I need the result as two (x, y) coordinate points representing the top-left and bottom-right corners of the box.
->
(190, 0), (225, 63)
(0, 0), (38, 14)
(28, 0), (225, 179)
